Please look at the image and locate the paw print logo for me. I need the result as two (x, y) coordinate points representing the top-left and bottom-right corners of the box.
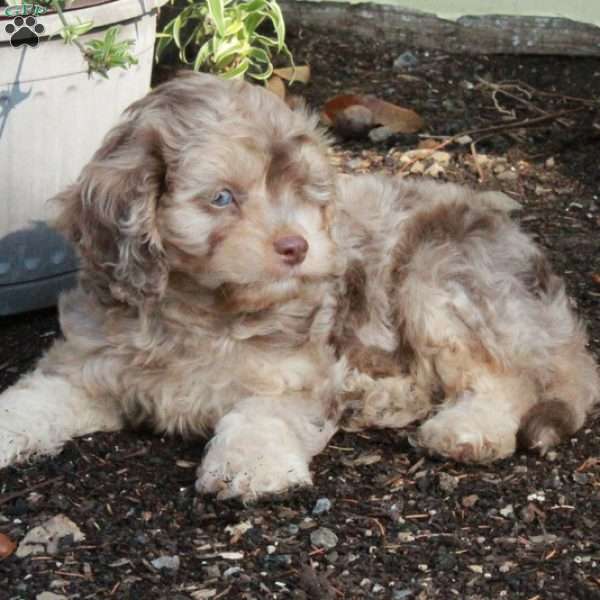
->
(5, 16), (45, 49)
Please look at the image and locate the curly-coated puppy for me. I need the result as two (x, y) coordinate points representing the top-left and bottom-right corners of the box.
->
(1, 72), (344, 500)
(0, 73), (597, 499)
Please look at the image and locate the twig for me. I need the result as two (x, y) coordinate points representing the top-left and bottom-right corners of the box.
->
(0, 476), (63, 506)
(476, 77), (571, 126)
(494, 79), (600, 107)
(398, 106), (589, 174)
(470, 141), (485, 183)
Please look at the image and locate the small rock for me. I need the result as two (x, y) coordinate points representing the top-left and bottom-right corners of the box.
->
(499, 561), (516, 573)
(456, 135), (473, 145)
(312, 497), (332, 515)
(573, 472), (589, 485)
(352, 452), (382, 466)
(369, 126), (395, 143)
(27, 492), (45, 506)
(499, 504), (514, 517)
(527, 491), (546, 502)
(287, 524), (300, 536)
(529, 534), (558, 545)
(16, 514), (85, 558)
(108, 558), (131, 568)
(219, 551), (244, 560)
(223, 566), (242, 578)
(225, 520), (252, 542)
(151, 555), (180, 571)
(265, 554), (292, 568)
(310, 527), (338, 549)
(535, 184), (552, 196)
(462, 494), (479, 508)
(372, 583), (385, 594)
(191, 591), (217, 600)
(360, 578), (372, 588)
(325, 551), (339, 564)
(468, 565), (483, 574)
(36, 593), (67, 600)
(438, 472), (458, 493)
(545, 156), (556, 168)
(442, 99), (457, 112)
(266, 544), (276, 554)
(203, 564), (221, 579)
(497, 170), (519, 182)
(393, 51), (418, 71)
(393, 590), (413, 600)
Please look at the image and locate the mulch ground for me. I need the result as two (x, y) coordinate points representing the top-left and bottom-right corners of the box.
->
(1, 23), (600, 600)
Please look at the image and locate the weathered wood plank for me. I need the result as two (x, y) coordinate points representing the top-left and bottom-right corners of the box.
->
(280, 0), (600, 56)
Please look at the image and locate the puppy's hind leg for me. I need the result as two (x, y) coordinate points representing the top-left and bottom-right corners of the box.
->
(0, 368), (123, 468)
(418, 362), (538, 463)
(518, 327), (600, 455)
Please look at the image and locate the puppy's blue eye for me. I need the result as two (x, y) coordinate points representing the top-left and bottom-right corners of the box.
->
(211, 189), (234, 207)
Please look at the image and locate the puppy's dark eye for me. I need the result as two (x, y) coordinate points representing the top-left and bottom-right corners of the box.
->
(211, 189), (235, 208)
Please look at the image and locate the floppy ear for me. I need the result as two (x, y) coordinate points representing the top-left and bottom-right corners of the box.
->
(54, 117), (169, 307)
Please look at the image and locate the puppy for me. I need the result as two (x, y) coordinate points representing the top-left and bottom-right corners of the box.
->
(0, 73), (597, 500)
(334, 174), (599, 462)
(0, 72), (344, 499)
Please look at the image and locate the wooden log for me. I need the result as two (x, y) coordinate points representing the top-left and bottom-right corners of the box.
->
(280, 0), (600, 56)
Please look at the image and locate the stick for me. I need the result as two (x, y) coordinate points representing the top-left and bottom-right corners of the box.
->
(0, 476), (64, 506)
(398, 106), (589, 174)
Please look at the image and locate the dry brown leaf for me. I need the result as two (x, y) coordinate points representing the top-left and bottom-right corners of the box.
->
(322, 94), (424, 135)
(0, 533), (16, 560)
(265, 75), (286, 100)
(273, 65), (311, 83)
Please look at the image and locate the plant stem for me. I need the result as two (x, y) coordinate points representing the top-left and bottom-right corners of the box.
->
(51, 0), (88, 58)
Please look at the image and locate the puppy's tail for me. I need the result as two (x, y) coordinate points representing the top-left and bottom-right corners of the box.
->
(516, 399), (581, 455)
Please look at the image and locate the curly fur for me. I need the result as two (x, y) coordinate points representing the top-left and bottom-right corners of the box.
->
(0, 73), (597, 499)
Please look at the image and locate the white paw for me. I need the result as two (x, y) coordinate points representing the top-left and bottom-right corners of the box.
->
(195, 414), (313, 500)
(418, 403), (518, 463)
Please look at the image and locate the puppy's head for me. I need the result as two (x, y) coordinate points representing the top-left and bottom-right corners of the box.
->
(56, 72), (337, 311)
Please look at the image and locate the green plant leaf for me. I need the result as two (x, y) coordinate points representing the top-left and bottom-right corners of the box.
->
(193, 38), (214, 71)
(207, 0), (226, 36)
(173, 15), (183, 48)
(265, 1), (285, 51)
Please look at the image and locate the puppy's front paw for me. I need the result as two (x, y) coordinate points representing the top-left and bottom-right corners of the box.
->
(196, 445), (312, 501)
(195, 414), (312, 500)
(418, 403), (518, 463)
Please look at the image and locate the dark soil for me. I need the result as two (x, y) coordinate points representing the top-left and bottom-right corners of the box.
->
(2, 24), (600, 600)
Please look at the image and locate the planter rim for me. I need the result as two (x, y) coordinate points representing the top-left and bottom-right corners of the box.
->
(0, 0), (168, 43)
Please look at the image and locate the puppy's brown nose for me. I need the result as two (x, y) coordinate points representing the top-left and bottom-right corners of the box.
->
(273, 235), (309, 266)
